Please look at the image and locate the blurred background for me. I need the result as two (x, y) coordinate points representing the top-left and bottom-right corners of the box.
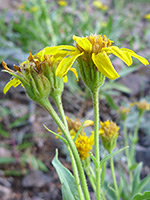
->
(0, 0), (150, 199)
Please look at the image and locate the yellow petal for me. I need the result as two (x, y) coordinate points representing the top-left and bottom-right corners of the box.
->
(103, 46), (132, 66)
(3, 78), (22, 94)
(73, 35), (92, 52)
(63, 75), (68, 83)
(92, 52), (120, 80)
(36, 45), (76, 59)
(56, 51), (83, 77)
(121, 48), (149, 66)
(70, 68), (79, 81)
(84, 120), (94, 126)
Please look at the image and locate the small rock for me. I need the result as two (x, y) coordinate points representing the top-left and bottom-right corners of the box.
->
(0, 185), (11, 200)
(0, 177), (11, 187)
(0, 147), (11, 158)
(22, 170), (51, 188)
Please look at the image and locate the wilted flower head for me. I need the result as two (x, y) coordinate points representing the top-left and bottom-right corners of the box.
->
(130, 100), (150, 116)
(58, 116), (94, 137)
(2, 49), (65, 103)
(99, 120), (119, 153)
(75, 133), (94, 160)
(55, 34), (149, 92)
(118, 106), (130, 121)
(93, 1), (108, 11)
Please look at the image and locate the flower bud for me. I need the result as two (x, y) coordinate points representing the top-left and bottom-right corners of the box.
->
(99, 120), (119, 153)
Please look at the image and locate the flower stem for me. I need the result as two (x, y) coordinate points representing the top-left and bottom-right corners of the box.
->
(67, 146), (85, 200)
(123, 121), (133, 188)
(130, 115), (142, 163)
(40, 98), (90, 200)
(54, 95), (68, 129)
(91, 89), (101, 200)
(55, 95), (85, 200)
(110, 156), (120, 200)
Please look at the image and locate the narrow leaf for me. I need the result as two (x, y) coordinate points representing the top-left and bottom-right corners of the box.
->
(100, 146), (129, 168)
(73, 119), (86, 142)
(43, 124), (68, 144)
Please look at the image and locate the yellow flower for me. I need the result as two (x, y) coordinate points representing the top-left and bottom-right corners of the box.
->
(144, 13), (150, 20)
(93, 1), (108, 11)
(118, 106), (130, 121)
(57, 0), (67, 7)
(56, 34), (149, 80)
(99, 120), (119, 152)
(57, 116), (94, 137)
(75, 133), (94, 160)
(30, 6), (38, 12)
(130, 100), (150, 115)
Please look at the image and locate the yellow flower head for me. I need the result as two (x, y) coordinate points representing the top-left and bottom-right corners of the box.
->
(57, 0), (67, 7)
(57, 116), (94, 137)
(75, 133), (94, 160)
(118, 106), (130, 121)
(130, 100), (150, 115)
(93, 1), (108, 11)
(56, 34), (149, 81)
(144, 13), (150, 20)
(99, 120), (119, 152)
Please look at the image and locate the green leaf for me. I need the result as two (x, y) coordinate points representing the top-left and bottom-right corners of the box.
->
(0, 157), (16, 164)
(73, 119), (87, 142)
(43, 124), (68, 144)
(132, 174), (150, 197)
(104, 94), (118, 110)
(132, 191), (150, 200)
(132, 163), (143, 194)
(100, 146), (128, 168)
(52, 150), (79, 200)
(37, 159), (49, 172)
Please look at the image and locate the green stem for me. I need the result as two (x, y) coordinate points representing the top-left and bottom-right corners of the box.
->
(91, 89), (101, 200)
(40, 98), (90, 200)
(68, 146), (85, 200)
(54, 95), (68, 129)
(84, 164), (96, 192)
(130, 115), (142, 163)
(123, 120), (133, 188)
(110, 157), (120, 200)
(55, 95), (85, 200)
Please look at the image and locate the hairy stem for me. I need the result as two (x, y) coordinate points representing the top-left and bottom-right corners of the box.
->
(40, 98), (90, 200)
(91, 89), (101, 200)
